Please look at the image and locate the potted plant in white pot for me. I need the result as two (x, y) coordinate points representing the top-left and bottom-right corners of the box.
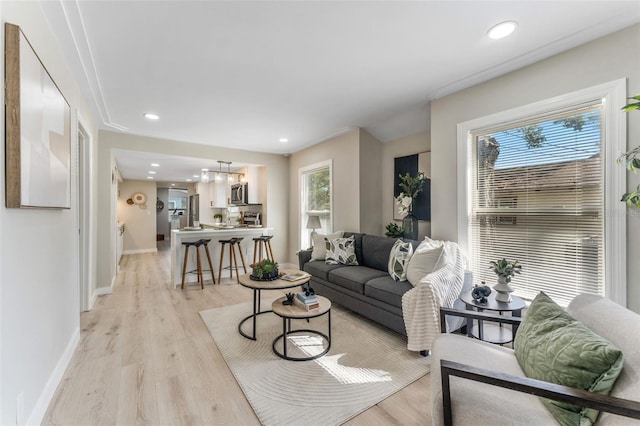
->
(489, 258), (522, 302)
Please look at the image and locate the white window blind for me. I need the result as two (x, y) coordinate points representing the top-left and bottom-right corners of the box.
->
(470, 102), (604, 307)
(300, 162), (332, 249)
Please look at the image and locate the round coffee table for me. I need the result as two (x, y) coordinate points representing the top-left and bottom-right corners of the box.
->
(271, 295), (331, 361)
(237, 270), (311, 340)
(459, 290), (525, 344)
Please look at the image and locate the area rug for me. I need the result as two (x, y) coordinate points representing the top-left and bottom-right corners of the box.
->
(199, 299), (430, 426)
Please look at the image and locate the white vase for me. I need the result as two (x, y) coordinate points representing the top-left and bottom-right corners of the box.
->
(493, 276), (513, 303)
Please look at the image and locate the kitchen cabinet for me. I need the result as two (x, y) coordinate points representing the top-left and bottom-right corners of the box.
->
(210, 181), (230, 208)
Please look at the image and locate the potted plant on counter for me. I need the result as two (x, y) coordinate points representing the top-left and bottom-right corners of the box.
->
(213, 213), (223, 225)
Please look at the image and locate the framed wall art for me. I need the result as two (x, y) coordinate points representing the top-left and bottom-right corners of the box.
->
(5, 23), (71, 209)
(393, 152), (431, 221)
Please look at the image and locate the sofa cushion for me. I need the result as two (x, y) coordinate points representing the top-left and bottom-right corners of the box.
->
(365, 275), (413, 308)
(328, 266), (389, 294)
(406, 239), (445, 286)
(310, 230), (343, 261)
(361, 235), (398, 271)
(303, 260), (345, 281)
(326, 236), (358, 265)
(431, 334), (556, 426)
(514, 292), (624, 426)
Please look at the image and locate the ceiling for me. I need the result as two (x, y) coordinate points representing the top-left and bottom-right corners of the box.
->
(41, 1), (640, 181)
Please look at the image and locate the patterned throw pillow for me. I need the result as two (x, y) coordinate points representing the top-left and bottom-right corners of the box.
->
(325, 236), (358, 265)
(388, 239), (414, 281)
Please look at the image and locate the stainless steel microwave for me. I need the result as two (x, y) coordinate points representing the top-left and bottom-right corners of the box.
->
(230, 183), (248, 205)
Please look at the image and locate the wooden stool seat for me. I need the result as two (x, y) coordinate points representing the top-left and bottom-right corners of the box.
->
(181, 239), (216, 289)
(252, 235), (275, 264)
(218, 237), (247, 283)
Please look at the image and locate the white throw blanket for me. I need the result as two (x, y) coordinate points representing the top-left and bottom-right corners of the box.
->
(401, 241), (467, 352)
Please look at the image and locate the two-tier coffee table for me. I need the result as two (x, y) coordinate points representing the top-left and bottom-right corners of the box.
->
(237, 270), (310, 340)
(271, 295), (331, 361)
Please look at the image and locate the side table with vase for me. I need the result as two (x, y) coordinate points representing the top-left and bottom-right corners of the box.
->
(459, 290), (525, 345)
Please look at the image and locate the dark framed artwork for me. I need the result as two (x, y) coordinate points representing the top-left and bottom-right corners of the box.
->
(5, 23), (71, 209)
(393, 152), (431, 220)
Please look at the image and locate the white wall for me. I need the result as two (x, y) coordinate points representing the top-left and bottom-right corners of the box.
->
(431, 24), (640, 312)
(381, 131), (430, 238)
(118, 180), (158, 253)
(0, 2), (99, 424)
(97, 130), (290, 290)
(359, 130), (383, 235)
(288, 130), (360, 257)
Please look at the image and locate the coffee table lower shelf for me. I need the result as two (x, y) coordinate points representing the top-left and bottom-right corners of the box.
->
(271, 296), (332, 362)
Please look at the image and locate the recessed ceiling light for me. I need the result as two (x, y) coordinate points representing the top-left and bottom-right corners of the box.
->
(147, 176), (154, 179)
(148, 171), (156, 174)
(144, 113), (159, 120)
(150, 163), (160, 167)
(193, 175), (199, 178)
(171, 183), (176, 186)
(487, 21), (518, 40)
(279, 138), (289, 143)
(186, 179), (192, 182)
(201, 168), (209, 172)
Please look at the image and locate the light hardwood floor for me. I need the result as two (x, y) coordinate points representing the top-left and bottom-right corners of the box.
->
(43, 241), (432, 425)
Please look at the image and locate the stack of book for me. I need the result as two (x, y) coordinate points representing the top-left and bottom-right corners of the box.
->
(294, 291), (320, 311)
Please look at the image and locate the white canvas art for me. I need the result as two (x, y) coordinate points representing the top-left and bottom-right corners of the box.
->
(17, 30), (70, 208)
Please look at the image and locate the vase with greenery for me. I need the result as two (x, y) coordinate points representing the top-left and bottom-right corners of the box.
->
(618, 94), (640, 209)
(213, 213), (223, 224)
(396, 172), (428, 240)
(489, 258), (522, 302)
(250, 259), (279, 281)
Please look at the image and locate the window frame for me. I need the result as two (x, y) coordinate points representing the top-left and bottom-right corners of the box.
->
(456, 79), (627, 306)
(299, 159), (333, 250)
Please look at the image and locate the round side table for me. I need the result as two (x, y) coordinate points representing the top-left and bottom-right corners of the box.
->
(271, 295), (331, 361)
(459, 290), (525, 344)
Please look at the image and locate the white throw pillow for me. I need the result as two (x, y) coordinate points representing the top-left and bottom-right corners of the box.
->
(310, 231), (344, 261)
(406, 239), (445, 286)
(388, 239), (414, 281)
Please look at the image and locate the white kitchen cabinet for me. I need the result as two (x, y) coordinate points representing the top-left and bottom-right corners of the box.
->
(210, 181), (230, 208)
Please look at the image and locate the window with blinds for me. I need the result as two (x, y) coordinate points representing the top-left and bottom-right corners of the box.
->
(470, 102), (604, 307)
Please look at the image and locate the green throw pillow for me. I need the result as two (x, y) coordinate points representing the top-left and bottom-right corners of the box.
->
(514, 292), (624, 426)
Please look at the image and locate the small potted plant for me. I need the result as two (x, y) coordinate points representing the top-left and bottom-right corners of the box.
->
(250, 259), (279, 281)
(489, 258), (522, 302)
(213, 213), (223, 225)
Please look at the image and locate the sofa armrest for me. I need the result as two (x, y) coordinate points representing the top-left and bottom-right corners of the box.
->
(440, 360), (640, 426)
(297, 249), (312, 270)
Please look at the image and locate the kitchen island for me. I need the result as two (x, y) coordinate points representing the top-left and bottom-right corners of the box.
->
(170, 226), (273, 288)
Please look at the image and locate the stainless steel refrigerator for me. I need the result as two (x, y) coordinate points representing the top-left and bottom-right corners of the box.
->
(187, 194), (199, 227)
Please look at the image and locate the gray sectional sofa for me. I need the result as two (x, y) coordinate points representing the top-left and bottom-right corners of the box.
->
(297, 232), (472, 338)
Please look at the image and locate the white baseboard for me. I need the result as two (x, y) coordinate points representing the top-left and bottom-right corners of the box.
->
(89, 290), (99, 309)
(123, 248), (158, 255)
(95, 275), (115, 296)
(26, 327), (80, 426)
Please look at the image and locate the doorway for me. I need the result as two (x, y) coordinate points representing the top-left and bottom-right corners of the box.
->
(78, 122), (92, 312)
